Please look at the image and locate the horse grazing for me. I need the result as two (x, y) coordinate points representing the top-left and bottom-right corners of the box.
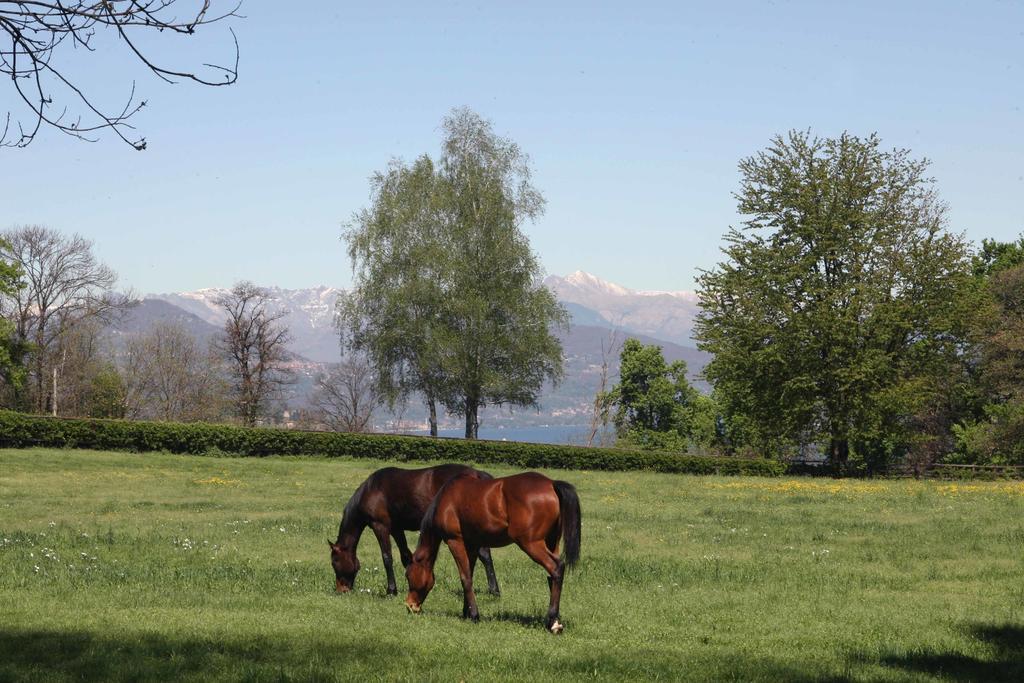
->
(405, 472), (581, 634)
(328, 464), (501, 596)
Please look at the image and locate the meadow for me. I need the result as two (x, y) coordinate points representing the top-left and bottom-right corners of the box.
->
(2, 448), (1024, 682)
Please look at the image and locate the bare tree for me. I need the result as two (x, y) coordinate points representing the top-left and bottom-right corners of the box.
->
(0, 225), (129, 413)
(215, 281), (293, 427)
(0, 1), (241, 149)
(123, 321), (228, 422)
(585, 327), (621, 447)
(311, 354), (381, 433)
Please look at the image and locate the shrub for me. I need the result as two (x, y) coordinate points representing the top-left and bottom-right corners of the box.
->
(0, 411), (786, 477)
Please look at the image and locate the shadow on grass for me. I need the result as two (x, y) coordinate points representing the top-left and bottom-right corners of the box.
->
(0, 628), (391, 683)
(485, 610), (548, 629)
(0, 625), (853, 682)
(872, 623), (1024, 682)
(411, 606), (547, 630)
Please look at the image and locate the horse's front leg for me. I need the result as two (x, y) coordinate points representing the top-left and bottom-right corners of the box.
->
(370, 522), (398, 595)
(478, 546), (501, 596)
(446, 539), (480, 622)
(392, 529), (413, 569)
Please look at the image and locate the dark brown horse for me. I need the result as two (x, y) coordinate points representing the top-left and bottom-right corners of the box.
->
(405, 472), (581, 633)
(328, 464), (501, 596)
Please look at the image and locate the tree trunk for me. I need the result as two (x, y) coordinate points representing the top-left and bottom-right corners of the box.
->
(34, 344), (45, 414)
(464, 402), (479, 440)
(829, 436), (849, 471)
(427, 398), (438, 437)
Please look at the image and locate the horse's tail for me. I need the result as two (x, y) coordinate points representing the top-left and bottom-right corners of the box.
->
(553, 480), (581, 570)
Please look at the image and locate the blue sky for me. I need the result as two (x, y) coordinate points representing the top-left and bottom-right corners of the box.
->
(3, 0), (1022, 294)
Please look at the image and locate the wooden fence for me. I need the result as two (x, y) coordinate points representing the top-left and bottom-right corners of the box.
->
(923, 463), (1024, 480)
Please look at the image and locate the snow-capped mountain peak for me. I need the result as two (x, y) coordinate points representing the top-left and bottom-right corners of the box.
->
(545, 272), (699, 346)
(635, 288), (698, 301)
(564, 270), (632, 296)
(560, 270), (696, 301)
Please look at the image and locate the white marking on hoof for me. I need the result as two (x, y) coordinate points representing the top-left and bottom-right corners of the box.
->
(549, 619), (564, 634)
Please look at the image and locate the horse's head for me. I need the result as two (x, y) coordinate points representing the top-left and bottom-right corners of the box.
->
(328, 540), (360, 593)
(404, 547), (435, 613)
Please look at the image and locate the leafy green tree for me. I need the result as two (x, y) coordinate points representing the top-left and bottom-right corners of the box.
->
(973, 236), (1024, 278)
(85, 365), (128, 419)
(437, 109), (567, 438)
(341, 156), (451, 435)
(601, 338), (712, 451)
(954, 262), (1024, 463)
(695, 131), (974, 468)
(685, 393), (722, 453)
(0, 239), (26, 403)
(935, 235), (1024, 463)
(343, 108), (567, 439)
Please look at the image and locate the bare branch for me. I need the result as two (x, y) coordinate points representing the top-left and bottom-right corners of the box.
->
(311, 354), (382, 433)
(0, 1), (242, 149)
(123, 320), (228, 421)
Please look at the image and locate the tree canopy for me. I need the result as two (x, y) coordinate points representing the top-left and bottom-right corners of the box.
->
(0, 238), (24, 399)
(342, 107), (567, 439)
(340, 155), (451, 434)
(600, 338), (716, 452)
(695, 131), (974, 468)
(953, 239), (1024, 465)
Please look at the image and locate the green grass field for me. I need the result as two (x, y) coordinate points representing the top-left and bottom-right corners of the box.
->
(2, 448), (1024, 682)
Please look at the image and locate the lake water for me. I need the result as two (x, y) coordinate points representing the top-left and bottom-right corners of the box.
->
(401, 424), (592, 445)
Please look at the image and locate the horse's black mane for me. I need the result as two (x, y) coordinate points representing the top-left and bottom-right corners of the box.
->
(418, 472), (481, 536)
(418, 483), (443, 536)
(337, 478), (370, 542)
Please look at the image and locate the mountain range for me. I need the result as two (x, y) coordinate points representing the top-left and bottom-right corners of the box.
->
(544, 271), (700, 347)
(115, 273), (709, 428)
(147, 286), (344, 362)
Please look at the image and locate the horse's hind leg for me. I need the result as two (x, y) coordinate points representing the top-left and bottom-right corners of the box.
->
(520, 541), (565, 634)
(370, 523), (398, 596)
(478, 546), (501, 596)
(446, 539), (480, 622)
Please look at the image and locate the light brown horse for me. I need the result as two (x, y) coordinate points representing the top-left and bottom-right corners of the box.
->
(405, 472), (581, 634)
(329, 464), (500, 596)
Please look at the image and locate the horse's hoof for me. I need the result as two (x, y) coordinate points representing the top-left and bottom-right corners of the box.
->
(549, 619), (564, 634)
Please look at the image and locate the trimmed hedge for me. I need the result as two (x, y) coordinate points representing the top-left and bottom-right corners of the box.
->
(0, 411), (785, 477)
